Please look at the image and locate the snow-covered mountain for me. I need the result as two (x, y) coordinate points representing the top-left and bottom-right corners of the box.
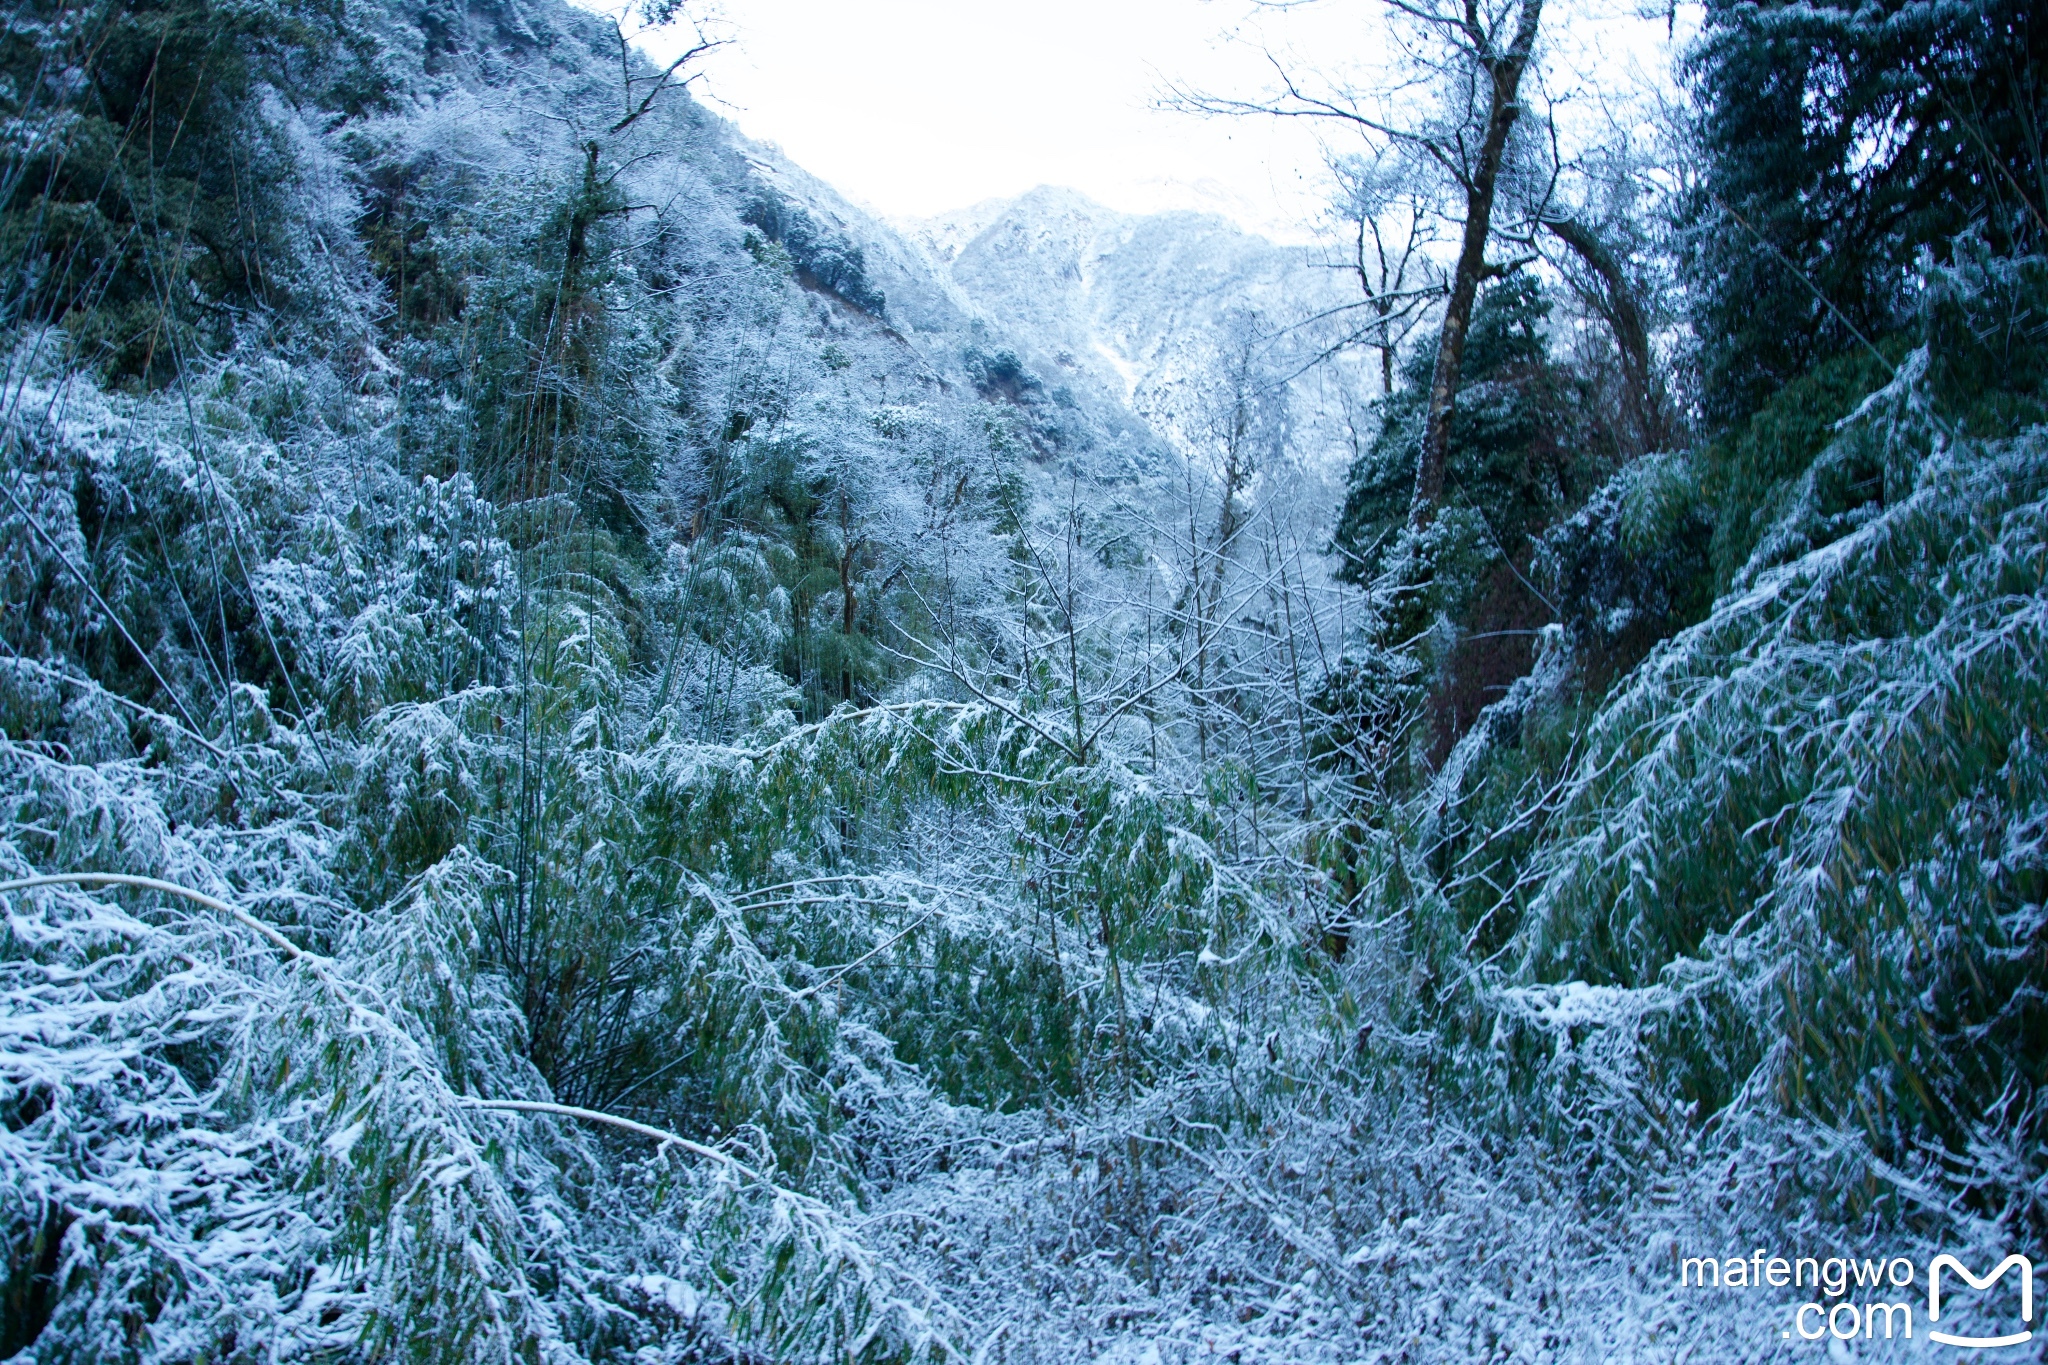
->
(733, 149), (1362, 477)
(900, 187), (1359, 463)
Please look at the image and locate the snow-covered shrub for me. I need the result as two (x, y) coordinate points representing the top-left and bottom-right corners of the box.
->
(1536, 450), (1713, 678)
(1487, 337), (2048, 1233)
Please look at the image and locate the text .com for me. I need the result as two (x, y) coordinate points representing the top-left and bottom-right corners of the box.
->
(1678, 1250), (2034, 1349)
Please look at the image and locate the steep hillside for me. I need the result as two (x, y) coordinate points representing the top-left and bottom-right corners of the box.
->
(738, 159), (1178, 497)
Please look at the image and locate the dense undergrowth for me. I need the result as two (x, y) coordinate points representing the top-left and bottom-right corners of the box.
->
(2, 0), (2044, 1361)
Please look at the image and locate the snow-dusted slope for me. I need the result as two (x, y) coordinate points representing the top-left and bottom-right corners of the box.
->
(728, 157), (1360, 475)
(738, 148), (1176, 488)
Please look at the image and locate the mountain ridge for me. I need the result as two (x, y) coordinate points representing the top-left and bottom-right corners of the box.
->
(869, 184), (1361, 481)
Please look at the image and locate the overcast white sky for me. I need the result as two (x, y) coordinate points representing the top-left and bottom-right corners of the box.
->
(594, 0), (1696, 241)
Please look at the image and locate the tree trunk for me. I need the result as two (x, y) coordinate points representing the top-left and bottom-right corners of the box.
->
(562, 141), (601, 298)
(1410, 0), (1545, 525)
(839, 543), (859, 636)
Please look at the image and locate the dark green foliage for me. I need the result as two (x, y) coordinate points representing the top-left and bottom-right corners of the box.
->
(1371, 259), (2048, 1243)
(1923, 240), (2048, 437)
(1540, 246), (2048, 689)
(877, 930), (1086, 1109)
(1535, 337), (1919, 694)
(1323, 278), (1618, 765)
(1519, 408), (2048, 1224)
(1331, 277), (1614, 590)
(353, 151), (475, 339)
(0, 1205), (62, 1358)
(0, 0), (370, 382)
(1696, 343), (1903, 585)
(454, 154), (675, 522)
(1681, 0), (2048, 424)
(959, 345), (1079, 460)
(964, 347), (1040, 404)
(697, 438), (880, 717)
(1537, 453), (1714, 679)
(740, 190), (885, 316)
(1307, 644), (1428, 802)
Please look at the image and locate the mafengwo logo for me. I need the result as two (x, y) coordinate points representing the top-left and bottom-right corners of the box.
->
(1929, 1256), (2035, 1350)
(1678, 1249), (2034, 1348)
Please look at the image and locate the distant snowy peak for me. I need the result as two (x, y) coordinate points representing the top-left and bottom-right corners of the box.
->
(897, 197), (1024, 266)
(900, 187), (1349, 453)
(735, 141), (985, 345)
(911, 186), (1337, 349)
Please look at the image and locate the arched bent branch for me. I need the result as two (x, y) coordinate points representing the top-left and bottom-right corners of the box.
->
(0, 872), (319, 962)
(0, 872), (802, 1195)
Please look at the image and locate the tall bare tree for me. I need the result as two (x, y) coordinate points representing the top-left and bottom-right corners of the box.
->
(1176, 0), (1549, 524)
(1403, 0), (1546, 522)
(1330, 148), (1443, 395)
